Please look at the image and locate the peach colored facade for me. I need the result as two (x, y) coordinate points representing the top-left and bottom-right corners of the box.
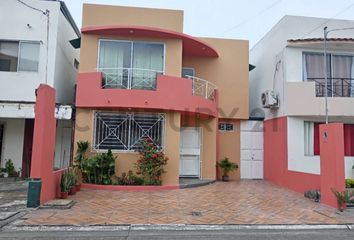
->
(74, 4), (249, 185)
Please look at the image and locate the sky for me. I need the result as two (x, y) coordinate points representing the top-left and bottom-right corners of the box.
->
(63, 0), (354, 48)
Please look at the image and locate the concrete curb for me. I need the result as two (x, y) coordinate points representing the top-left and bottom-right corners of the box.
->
(2, 223), (353, 232)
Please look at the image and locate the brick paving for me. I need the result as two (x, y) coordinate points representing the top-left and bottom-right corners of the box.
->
(20, 180), (354, 225)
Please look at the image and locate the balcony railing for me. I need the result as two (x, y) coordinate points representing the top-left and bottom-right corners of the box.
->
(186, 75), (217, 100)
(307, 78), (354, 97)
(98, 68), (164, 90)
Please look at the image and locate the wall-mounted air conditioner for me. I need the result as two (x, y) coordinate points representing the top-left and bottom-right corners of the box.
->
(261, 90), (279, 108)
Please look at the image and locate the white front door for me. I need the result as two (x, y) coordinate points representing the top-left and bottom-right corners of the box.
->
(240, 121), (264, 179)
(180, 127), (201, 177)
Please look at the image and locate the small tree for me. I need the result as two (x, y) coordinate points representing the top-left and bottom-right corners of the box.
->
(135, 138), (168, 185)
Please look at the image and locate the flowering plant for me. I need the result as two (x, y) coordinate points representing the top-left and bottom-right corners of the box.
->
(135, 138), (168, 185)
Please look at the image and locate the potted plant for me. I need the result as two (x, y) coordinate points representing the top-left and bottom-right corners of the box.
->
(60, 170), (70, 199)
(218, 157), (238, 182)
(74, 167), (81, 191)
(331, 188), (347, 212)
(68, 169), (77, 195)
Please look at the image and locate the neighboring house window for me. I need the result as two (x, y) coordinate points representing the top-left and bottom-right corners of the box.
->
(98, 40), (164, 90)
(218, 123), (234, 132)
(182, 67), (195, 78)
(303, 52), (354, 97)
(0, 41), (40, 72)
(304, 121), (314, 156)
(304, 121), (321, 156)
(0, 124), (4, 165)
(94, 112), (165, 151)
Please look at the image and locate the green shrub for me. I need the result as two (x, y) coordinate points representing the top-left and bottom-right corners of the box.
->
(117, 171), (144, 185)
(135, 138), (168, 186)
(5, 159), (17, 177)
(75, 141), (89, 170)
(345, 179), (354, 188)
(81, 149), (116, 185)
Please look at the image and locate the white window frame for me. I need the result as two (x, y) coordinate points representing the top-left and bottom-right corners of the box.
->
(96, 39), (166, 73)
(182, 67), (195, 78)
(304, 121), (314, 156)
(93, 111), (166, 152)
(0, 40), (40, 73)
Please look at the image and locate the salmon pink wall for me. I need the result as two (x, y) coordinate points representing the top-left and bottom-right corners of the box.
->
(264, 117), (320, 193)
(76, 72), (218, 117)
(320, 123), (345, 208)
(30, 84), (64, 204)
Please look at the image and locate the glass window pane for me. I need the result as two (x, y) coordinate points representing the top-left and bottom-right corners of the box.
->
(99, 40), (131, 89)
(182, 68), (195, 78)
(303, 52), (331, 97)
(332, 55), (354, 97)
(0, 41), (19, 72)
(18, 42), (40, 72)
(131, 43), (164, 90)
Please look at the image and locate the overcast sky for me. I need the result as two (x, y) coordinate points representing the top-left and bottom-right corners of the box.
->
(64, 0), (354, 48)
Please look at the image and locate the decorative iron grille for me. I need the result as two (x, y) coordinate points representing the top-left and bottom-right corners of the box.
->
(94, 112), (165, 151)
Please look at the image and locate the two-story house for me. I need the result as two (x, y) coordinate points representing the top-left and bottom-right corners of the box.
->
(250, 15), (354, 193)
(0, 0), (79, 177)
(73, 4), (250, 185)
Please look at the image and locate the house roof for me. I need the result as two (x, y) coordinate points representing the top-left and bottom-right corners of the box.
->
(288, 38), (354, 43)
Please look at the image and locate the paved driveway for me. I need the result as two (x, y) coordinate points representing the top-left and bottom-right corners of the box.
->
(20, 180), (354, 225)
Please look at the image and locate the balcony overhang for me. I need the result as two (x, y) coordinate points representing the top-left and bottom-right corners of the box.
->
(76, 72), (218, 117)
(81, 25), (219, 58)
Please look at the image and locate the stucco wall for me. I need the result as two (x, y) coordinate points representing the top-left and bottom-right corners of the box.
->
(53, 11), (79, 104)
(218, 119), (241, 180)
(74, 108), (181, 185)
(264, 116), (320, 193)
(0, 0), (78, 104)
(0, 0), (59, 102)
(182, 38), (249, 120)
(82, 4), (183, 32)
(0, 118), (25, 170)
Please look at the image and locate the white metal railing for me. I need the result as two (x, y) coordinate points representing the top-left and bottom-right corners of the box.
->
(186, 75), (217, 100)
(98, 67), (164, 90)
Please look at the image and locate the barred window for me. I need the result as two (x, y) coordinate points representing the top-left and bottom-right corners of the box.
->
(94, 112), (165, 151)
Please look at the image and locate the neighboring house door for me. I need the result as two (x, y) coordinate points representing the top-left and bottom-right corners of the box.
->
(240, 121), (263, 179)
(21, 119), (34, 178)
(180, 127), (201, 177)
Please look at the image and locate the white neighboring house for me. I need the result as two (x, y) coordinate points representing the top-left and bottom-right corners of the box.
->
(250, 15), (354, 179)
(0, 0), (80, 177)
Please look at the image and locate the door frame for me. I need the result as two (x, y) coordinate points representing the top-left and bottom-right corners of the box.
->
(179, 127), (202, 178)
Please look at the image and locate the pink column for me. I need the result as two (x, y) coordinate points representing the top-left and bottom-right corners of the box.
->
(319, 123), (345, 208)
(30, 84), (57, 204)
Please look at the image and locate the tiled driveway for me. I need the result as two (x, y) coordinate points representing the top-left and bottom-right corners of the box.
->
(21, 180), (354, 225)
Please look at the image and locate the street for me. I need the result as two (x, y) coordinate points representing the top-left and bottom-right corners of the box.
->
(0, 229), (354, 240)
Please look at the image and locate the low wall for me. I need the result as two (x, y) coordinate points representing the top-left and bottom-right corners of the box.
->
(264, 117), (320, 193)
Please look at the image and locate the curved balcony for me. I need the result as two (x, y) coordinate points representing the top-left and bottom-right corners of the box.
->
(76, 70), (218, 117)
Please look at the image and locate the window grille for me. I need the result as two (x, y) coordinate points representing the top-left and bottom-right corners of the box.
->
(94, 112), (165, 151)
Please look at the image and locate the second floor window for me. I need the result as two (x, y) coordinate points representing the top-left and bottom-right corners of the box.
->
(0, 41), (40, 72)
(303, 52), (354, 97)
(98, 40), (164, 90)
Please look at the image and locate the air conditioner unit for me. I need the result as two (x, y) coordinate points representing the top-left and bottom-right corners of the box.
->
(261, 90), (279, 108)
